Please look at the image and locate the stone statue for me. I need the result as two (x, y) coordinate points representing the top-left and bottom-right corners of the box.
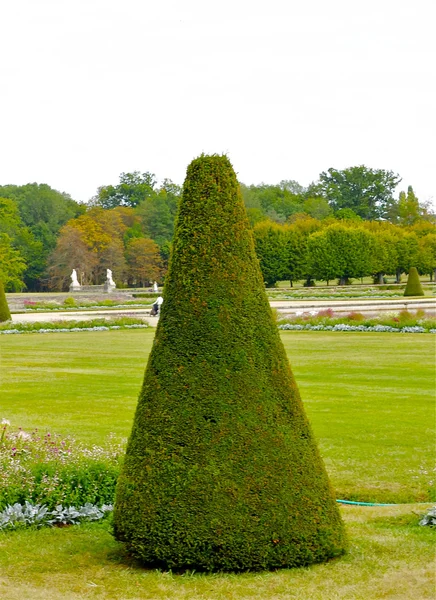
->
(69, 268), (81, 291)
(106, 269), (115, 286)
(153, 281), (158, 293)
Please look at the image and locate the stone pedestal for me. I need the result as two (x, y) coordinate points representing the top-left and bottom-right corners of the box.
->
(104, 282), (116, 293)
(69, 283), (81, 292)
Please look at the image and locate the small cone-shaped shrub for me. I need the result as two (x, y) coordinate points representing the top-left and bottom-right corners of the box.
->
(404, 267), (424, 296)
(114, 155), (346, 571)
(0, 281), (11, 322)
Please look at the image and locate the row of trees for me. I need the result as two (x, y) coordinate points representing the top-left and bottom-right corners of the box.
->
(253, 218), (436, 286)
(0, 166), (434, 291)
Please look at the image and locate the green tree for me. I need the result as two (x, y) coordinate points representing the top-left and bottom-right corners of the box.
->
(114, 154), (346, 571)
(0, 197), (45, 290)
(93, 172), (157, 208)
(417, 234), (436, 281)
(394, 232), (419, 283)
(0, 184), (84, 289)
(308, 223), (375, 284)
(303, 197), (332, 220)
(252, 221), (289, 286)
(240, 181), (305, 221)
(136, 192), (176, 246)
(317, 166), (401, 221)
(0, 233), (27, 291)
(398, 186), (422, 226)
(363, 223), (398, 283)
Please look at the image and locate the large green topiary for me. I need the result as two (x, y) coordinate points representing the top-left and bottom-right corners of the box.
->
(404, 267), (424, 297)
(0, 281), (11, 322)
(114, 155), (346, 571)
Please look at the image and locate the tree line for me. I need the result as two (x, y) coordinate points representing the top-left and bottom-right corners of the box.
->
(253, 217), (435, 287)
(0, 166), (434, 291)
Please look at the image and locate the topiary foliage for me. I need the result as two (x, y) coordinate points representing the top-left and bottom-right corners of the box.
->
(404, 267), (424, 297)
(114, 155), (346, 571)
(0, 281), (11, 323)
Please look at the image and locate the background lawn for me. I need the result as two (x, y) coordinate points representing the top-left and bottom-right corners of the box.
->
(0, 328), (435, 599)
(1, 329), (434, 503)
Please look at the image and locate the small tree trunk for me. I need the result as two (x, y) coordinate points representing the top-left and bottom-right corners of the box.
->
(290, 280), (293, 288)
(396, 269), (402, 283)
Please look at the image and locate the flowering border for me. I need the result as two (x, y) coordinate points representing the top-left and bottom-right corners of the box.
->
(0, 324), (149, 335)
(278, 323), (436, 333)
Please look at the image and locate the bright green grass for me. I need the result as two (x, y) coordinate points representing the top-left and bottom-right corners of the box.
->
(0, 505), (434, 599)
(0, 330), (434, 503)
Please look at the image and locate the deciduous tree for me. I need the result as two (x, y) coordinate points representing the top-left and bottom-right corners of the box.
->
(318, 166), (401, 220)
(125, 237), (162, 287)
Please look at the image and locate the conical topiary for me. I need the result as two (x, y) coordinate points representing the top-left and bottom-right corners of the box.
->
(0, 281), (11, 323)
(404, 267), (424, 296)
(114, 155), (346, 571)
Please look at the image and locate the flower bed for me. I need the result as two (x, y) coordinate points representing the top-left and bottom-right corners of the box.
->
(278, 309), (436, 334)
(0, 317), (149, 335)
(0, 421), (123, 512)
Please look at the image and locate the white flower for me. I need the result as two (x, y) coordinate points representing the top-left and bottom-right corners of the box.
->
(17, 431), (31, 440)
(1, 419), (10, 426)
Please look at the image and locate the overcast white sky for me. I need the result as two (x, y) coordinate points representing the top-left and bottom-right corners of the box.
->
(1, 0), (435, 205)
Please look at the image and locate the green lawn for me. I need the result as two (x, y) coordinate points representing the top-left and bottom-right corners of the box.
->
(0, 329), (435, 599)
(0, 504), (434, 600)
(1, 329), (434, 503)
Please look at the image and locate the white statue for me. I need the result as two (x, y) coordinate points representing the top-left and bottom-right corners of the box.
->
(69, 268), (81, 291)
(153, 281), (158, 293)
(106, 269), (115, 286)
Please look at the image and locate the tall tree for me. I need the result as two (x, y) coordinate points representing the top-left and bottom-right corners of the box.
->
(93, 171), (157, 208)
(48, 225), (98, 290)
(253, 222), (289, 286)
(318, 166), (401, 221)
(0, 233), (27, 291)
(308, 223), (375, 284)
(417, 233), (436, 281)
(394, 231), (419, 282)
(125, 237), (162, 287)
(398, 186), (421, 226)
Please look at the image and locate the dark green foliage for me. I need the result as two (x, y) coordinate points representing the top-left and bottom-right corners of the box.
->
(0, 281), (11, 322)
(404, 267), (424, 296)
(114, 155), (346, 571)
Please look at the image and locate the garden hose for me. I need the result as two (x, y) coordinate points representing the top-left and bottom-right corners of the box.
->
(336, 499), (431, 506)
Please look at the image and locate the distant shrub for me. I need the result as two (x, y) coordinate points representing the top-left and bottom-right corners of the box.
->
(346, 312), (365, 322)
(63, 297), (77, 307)
(0, 281), (11, 323)
(404, 267), (424, 297)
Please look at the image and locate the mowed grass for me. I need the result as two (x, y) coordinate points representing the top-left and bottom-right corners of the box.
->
(0, 329), (434, 503)
(0, 329), (435, 599)
(0, 505), (434, 599)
